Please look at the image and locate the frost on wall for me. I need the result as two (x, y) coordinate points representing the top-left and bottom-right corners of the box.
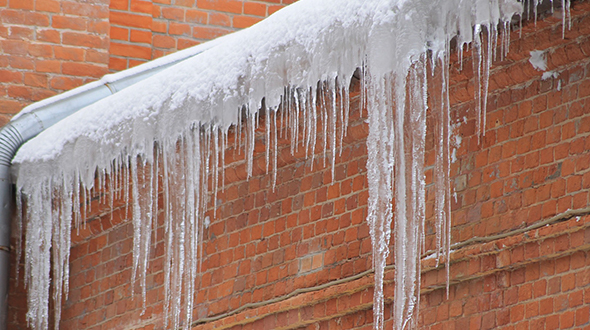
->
(12, 0), (567, 329)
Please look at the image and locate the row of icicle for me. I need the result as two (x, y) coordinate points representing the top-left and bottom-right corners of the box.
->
(15, 0), (572, 329)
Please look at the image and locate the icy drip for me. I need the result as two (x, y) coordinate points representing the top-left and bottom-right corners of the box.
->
(432, 51), (452, 299)
(365, 70), (395, 330)
(161, 128), (208, 330)
(11, 0), (536, 329)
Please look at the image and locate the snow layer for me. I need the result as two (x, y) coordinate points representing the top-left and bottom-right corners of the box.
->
(12, 0), (533, 329)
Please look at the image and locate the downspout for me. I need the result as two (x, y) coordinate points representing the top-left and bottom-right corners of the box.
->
(0, 37), (225, 329)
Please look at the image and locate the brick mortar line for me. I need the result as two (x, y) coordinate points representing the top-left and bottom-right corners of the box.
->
(191, 266), (375, 328)
(190, 207), (590, 328)
(109, 8), (152, 17)
(446, 206), (590, 253)
(421, 241), (590, 294)
(110, 24), (152, 31)
(110, 40), (153, 47)
(273, 302), (374, 330)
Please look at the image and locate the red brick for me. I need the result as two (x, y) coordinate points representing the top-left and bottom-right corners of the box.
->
(108, 56), (127, 71)
(130, 0), (151, 14)
(0, 70), (23, 83)
(88, 20), (109, 35)
(168, 23), (191, 36)
(150, 19), (167, 34)
(9, 0), (34, 10)
(109, 0), (128, 10)
(36, 59), (61, 73)
(152, 34), (175, 49)
(192, 26), (231, 40)
(54, 46), (85, 61)
(35, 0), (60, 12)
(0, 99), (25, 114)
(110, 11), (152, 29)
(2, 40), (28, 55)
(161, 7), (184, 20)
(7, 86), (32, 99)
(52, 15), (87, 31)
(210, 12), (231, 27)
(197, 0), (242, 14)
(0, 9), (25, 24)
(576, 306), (590, 326)
(129, 29), (152, 44)
(37, 29), (60, 43)
(23, 11), (50, 26)
(62, 62), (107, 78)
(110, 42), (152, 60)
(233, 15), (262, 29)
(24, 73), (48, 88)
(185, 9), (207, 24)
(175, 0), (195, 7)
(244, 2), (266, 16)
(268, 4), (283, 15)
(63, 1), (108, 19)
(63, 32), (106, 48)
(7, 26), (34, 40)
(110, 26), (129, 41)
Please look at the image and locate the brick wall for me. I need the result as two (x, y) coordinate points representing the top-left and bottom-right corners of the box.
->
(0, 0), (110, 125)
(0, 0), (294, 126)
(108, 0), (295, 70)
(6, 1), (590, 329)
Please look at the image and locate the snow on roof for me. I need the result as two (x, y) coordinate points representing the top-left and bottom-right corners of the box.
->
(13, 0), (520, 170)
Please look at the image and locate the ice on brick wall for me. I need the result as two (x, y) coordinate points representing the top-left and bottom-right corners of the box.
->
(13, 0), (574, 329)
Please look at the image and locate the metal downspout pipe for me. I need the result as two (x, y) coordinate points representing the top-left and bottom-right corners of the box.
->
(0, 39), (221, 328)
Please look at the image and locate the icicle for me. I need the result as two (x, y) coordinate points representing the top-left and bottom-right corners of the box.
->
(365, 71), (394, 330)
(280, 89), (286, 140)
(308, 88), (317, 168)
(73, 173), (80, 234)
(221, 130), (227, 191)
(246, 107), (255, 179)
(562, 0), (571, 38)
(51, 180), (72, 330)
(25, 182), (52, 330)
(129, 152), (154, 306)
(329, 78), (338, 180)
(400, 58), (428, 329)
(433, 52), (452, 299)
(292, 88), (301, 155)
(124, 157), (130, 220)
(338, 84), (345, 157)
(213, 127), (220, 217)
(272, 109), (279, 190)
(236, 106), (243, 156)
(265, 105), (271, 173)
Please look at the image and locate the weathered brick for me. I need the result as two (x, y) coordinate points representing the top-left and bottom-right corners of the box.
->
(233, 15), (262, 29)
(62, 62), (107, 77)
(110, 11), (152, 29)
(197, 0), (242, 14)
(129, 29), (152, 44)
(110, 42), (152, 60)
